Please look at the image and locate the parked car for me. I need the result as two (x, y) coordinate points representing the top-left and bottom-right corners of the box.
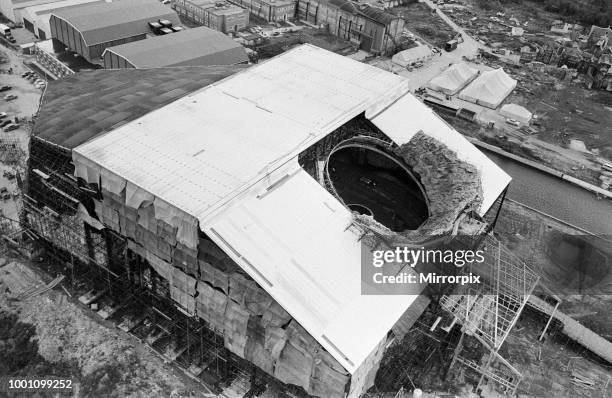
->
(3, 94), (17, 101)
(3, 123), (19, 132)
(0, 112), (7, 119)
(0, 85), (11, 92)
(0, 187), (10, 200)
(0, 119), (11, 128)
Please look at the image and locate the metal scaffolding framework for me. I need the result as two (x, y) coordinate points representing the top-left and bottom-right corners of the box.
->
(441, 234), (540, 394)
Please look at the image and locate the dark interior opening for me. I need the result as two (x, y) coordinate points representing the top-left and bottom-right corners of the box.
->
(328, 145), (429, 232)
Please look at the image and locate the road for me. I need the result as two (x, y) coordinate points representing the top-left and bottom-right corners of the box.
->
(483, 150), (612, 236)
(367, 0), (521, 90)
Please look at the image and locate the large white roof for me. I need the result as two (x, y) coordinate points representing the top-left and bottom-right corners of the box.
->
(73, 44), (511, 374)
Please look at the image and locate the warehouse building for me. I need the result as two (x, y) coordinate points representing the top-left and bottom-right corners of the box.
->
(21, 0), (102, 40)
(49, 0), (180, 63)
(171, 0), (248, 33)
(0, 0), (58, 24)
(295, 0), (404, 54)
(23, 45), (532, 397)
(102, 26), (248, 69)
(229, 0), (295, 22)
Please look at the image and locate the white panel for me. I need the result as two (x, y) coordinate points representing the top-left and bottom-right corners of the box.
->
(203, 169), (418, 374)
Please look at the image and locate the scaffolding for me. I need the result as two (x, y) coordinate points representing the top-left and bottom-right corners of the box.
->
(440, 234), (540, 394)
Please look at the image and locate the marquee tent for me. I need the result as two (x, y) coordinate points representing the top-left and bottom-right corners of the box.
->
(458, 68), (517, 109)
(428, 62), (479, 95)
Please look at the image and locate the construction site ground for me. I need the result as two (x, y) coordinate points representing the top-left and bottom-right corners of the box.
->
(372, 0), (612, 188)
(502, 308), (612, 398)
(388, 2), (457, 48)
(445, 0), (575, 51)
(0, 257), (214, 397)
(434, 58), (612, 186)
(494, 200), (612, 340)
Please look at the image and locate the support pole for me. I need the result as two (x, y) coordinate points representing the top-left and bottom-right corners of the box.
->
(539, 300), (560, 341)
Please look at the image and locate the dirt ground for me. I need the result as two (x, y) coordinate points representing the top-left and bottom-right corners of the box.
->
(389, 2), (457, 48)
(505, 76), (612, 160)
(0, 258), (216, 398)
(503, 308), (612, 398)
(447, 0), (580, 50)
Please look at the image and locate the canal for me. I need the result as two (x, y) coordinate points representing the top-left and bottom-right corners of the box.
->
(483, 150), (612, 236)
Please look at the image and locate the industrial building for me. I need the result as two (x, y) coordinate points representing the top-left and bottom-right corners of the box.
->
(295, 0), (405, 54)
(171, 0), (249, 33)
(49, 0), (181, 63)
(102, 26), (248, 69)
(0, 0), (58, 23)
(229, 0), (295, 22)
(21, 0), (101, 39)
(23, 45), (542, 397)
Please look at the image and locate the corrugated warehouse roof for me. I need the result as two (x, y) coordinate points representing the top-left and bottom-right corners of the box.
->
(458, 68), (517, 109)
(51, 0), (180, 45)
(32, 65), (245, 149)
(103, 26), (248, 68)
(428, 62), (479, 95)
(359, 5), (397, 25)
(71, 44), (511, 374)
(328, 0), (358, 13)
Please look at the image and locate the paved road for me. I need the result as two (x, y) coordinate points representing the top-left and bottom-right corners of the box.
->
(483, 150), (612, 236)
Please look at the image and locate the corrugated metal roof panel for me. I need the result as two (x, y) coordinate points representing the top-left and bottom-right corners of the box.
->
(51, 0), (180, 45)
(33, 65), (244, 149)
(103, 26), (248, 68)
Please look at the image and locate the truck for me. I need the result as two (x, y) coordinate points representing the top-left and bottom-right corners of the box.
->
(445, 39), (458, 52)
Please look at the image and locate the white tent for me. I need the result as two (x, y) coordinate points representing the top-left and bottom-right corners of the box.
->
(458, 68), (517, 109)
(391, 44), (432, 67)
(428, 62), (479, 95)
(500, 103), (532, 124)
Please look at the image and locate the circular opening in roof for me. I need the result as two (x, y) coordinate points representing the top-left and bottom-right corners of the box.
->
(326, 143), (429, 232)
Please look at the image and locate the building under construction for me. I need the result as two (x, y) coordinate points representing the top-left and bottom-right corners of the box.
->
(22, 45), (541, 397)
